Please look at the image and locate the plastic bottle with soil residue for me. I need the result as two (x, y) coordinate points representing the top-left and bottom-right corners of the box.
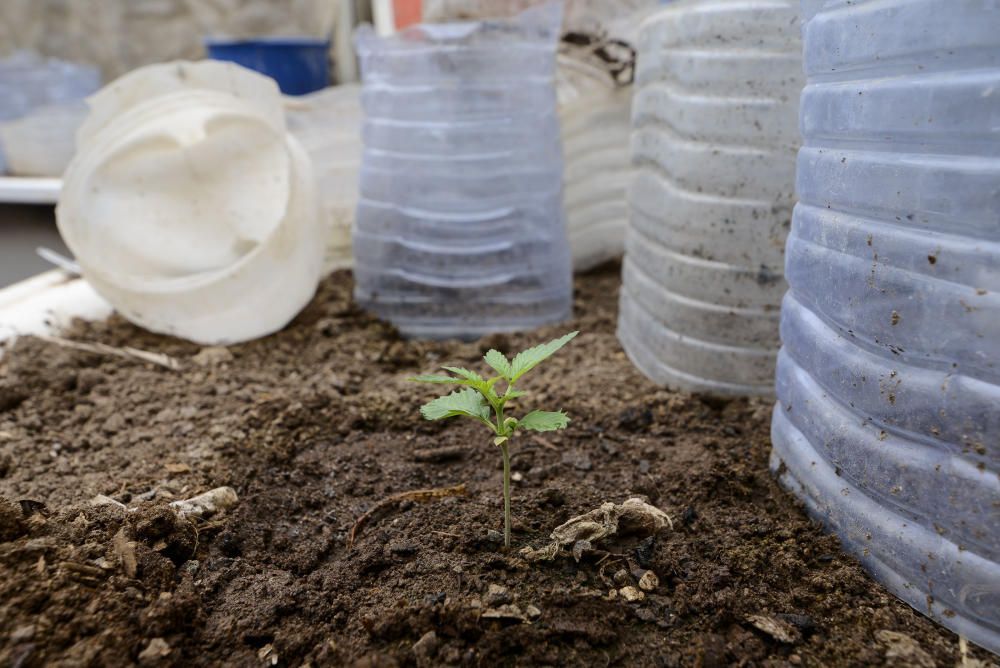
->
(352, 2), (572, 340)
(771, 0), (1000, 654)
(617, 0), (803, 396)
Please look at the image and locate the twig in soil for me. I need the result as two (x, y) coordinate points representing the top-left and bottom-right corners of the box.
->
(348, 484), (468, 548)
(36, 335), (181, 370)
(412, 445), (466, 463)
(530, 435), (558, 451)
(432, 530), (461, 538)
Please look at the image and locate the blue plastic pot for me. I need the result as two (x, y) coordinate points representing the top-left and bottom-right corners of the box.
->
(205, 37), (330, 96)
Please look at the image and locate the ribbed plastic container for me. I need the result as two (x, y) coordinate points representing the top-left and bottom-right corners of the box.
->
(772, 0), (1000, 654)
(0, 102), (88, 177)
(0, 51), (100, 176)
(559, 59), (633, 272)
(286, 85), (363, 273)
(0, 51), (101, 122)
(617, 0), (803, 396)
(352, 3), (572, 339)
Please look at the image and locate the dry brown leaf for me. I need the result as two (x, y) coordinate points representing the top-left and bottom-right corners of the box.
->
(748, 614), (801, 644)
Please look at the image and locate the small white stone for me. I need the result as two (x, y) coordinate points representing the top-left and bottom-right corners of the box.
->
(138, 638), (171, 664)
(638, 570), (659, 592)
(619, 586), (645, 602)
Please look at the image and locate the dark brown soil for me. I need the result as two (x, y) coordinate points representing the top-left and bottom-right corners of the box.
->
(0, 264), (994, 667)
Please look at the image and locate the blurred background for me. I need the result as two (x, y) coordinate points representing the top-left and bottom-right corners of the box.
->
(0, 0), (388, 286)
(0, 0), (649, 287)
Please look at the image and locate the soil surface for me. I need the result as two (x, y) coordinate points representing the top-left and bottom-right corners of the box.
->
(0, 264), (995, 667)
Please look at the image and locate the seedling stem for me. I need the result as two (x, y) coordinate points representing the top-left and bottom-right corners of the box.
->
(410, 331), (578, 548)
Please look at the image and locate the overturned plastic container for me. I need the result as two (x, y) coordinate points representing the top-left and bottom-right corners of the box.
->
(559, 48), (634, 273)
(772, 0), (1000, 654)
(286, 84), (363, 273)
(56, 61), (325, 345)
(617, 0), (803, 396)
(352, 2), (573, 339)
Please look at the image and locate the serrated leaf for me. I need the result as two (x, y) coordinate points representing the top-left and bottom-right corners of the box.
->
(420, 388), (492, 425)
(442, 366), (501, 403)
(510, 331), (578, 382)
(484, 350), (513, 380)
(409, 374), (464, 384)
(517, 410), (570, 432)
(442, 367), (485, 383)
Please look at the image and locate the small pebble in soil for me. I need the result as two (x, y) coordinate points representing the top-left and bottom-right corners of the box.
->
(191, 346), (233, 367)
(525, 605), (541, 620)
(613, 569), (631, 586)
(138, 637), (171, 665)
(638, 459), (651, 474)
(484, 584), (512, 607)
(620, 586), (645, 603)
(638, 571), (659, 592)
(486, 529), (504, 544)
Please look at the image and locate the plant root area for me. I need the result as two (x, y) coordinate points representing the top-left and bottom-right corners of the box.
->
(0, 264), (993, 667)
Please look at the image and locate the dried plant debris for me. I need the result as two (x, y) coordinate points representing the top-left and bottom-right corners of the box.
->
(522, 498), (673, 562)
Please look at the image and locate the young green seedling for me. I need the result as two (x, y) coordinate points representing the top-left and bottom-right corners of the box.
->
(410, 331), (578, 548)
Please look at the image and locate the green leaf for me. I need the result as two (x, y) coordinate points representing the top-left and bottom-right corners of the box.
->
(510, 331), (578, 382)
(420, 388), (493, 426)
(442, 366), (501, 404)
(504, 390), (528, 401)
(484, 350), (513, 380)
(442, 367), (485, 383)
(517, 410), (570, 432)
(409, 374), (464, 384)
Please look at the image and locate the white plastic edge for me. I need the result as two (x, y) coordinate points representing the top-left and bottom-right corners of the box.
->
(0, 270), (112, 353)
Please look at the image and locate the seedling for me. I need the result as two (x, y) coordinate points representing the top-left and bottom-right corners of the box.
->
(410, 331), (578, 548)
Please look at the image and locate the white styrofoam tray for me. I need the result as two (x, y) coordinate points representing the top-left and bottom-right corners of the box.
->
(0, 177), (61, 205)
(0, 270), (111, 348)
